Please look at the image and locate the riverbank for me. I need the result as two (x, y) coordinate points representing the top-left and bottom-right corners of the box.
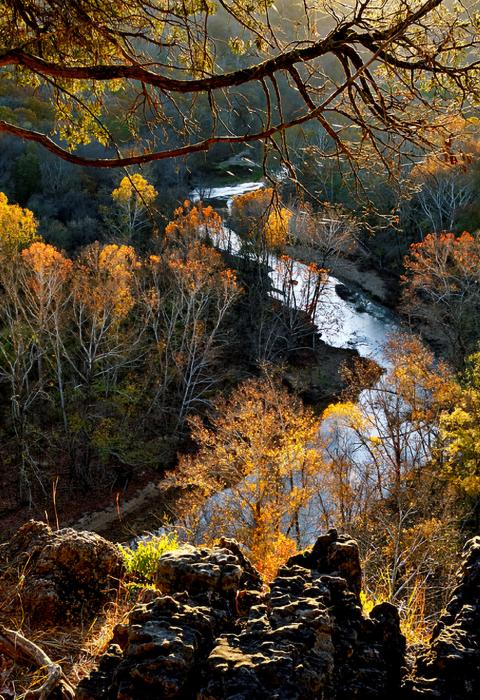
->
(0, 180), (397, 544)
(0, 331), (369, 544)
(57, 187), (397, 542)
(287, 243), (398, 308)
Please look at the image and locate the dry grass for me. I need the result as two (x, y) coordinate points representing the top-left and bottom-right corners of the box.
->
(67, 586), (133, 687)
(361, 579), (432, 646)
(0, 565), (134, 698)
(396, 582), (432, 647)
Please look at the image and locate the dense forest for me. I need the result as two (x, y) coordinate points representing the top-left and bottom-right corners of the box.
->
(1, 1), (480, 696)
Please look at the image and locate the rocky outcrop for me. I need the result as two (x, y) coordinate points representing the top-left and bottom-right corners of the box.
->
(77, 539), (262, 700)
(202, 531), (404, 700)
(154, 539), (262, 603)
(1, 520), (124, 626)
(77, 529), (406, 699)
(5, 523), (478, 698)
(404, 536), (480, 699)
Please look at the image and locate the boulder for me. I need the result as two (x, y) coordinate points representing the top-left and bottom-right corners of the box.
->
(335, 283), (357, 302)
(201, 530), (404, 700)
(77, 594), (222, 700)
(154, 540), (262, 605)
(77, 539), (261, 700)
(287, 528), (363, 599)
(1, 520), (124, 626)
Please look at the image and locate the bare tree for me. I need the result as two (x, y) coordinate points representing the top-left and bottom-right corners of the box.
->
(289, 203), (358, 268)
(142, 242), (240, 429)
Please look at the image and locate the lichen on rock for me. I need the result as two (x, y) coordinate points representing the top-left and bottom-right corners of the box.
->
(1, 520), (124, 626)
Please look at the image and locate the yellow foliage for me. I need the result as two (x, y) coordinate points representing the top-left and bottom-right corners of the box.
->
(231, 187), (291, 250)
(112, 174), (157, 207)
(361, 579), (430, 646)
(98, 243), (137, 271)
(177, 371), (323, 573)
(264, 207), (292, 249)
(98, 244), (137, 318)
(322, 401), (368, 432)
(0, 192), (39, 255)
(75, 243), (138, 321)
(440, 353), (480, 496)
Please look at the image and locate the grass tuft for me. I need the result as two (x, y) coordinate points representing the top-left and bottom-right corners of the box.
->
(118, 532), (179, 583)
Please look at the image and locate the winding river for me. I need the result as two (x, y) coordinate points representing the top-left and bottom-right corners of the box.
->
(191, 180), (400, 364)
(124, 180), (407, 547)
(185, 180), (408, 546)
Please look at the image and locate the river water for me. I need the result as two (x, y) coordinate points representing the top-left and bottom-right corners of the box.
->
(191, 181), (400, 364)
(178, 180), (410, 546)
(129, 180), (421, 548)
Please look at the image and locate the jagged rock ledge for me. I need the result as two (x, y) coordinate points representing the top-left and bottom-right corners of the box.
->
(77, 530), (406, 699)
(1, 523), (478, 698)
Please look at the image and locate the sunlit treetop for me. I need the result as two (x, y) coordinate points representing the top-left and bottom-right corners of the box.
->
(112, 174), (158, 207)
(21, 241), (72, 275)
(165, 200), (223, 246)
(0, 192), (39, 255)
(74, 242), (139, 320)
(0, 1), (479, 173)
(441, 351), (480, 497)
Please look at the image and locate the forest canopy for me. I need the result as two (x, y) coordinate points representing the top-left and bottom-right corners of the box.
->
(0, 0), (479, 169)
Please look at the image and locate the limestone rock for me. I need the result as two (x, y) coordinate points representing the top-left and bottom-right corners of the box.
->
(77, 530), (406, 699)
(77, 539), (257, 700)
(199, 563), (336, 699)
(286, 528), (363, 599)
(201, 532), (404, 700)
(77, 594), (222, 700)
(2, 520), (124, 626)
(154, 541), (261, 606)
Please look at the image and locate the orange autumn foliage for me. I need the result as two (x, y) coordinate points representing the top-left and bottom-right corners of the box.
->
(402, 231), (480, 360)
(165, 200), (222, 246)
(403, 231), (480, 287)
(250, 530), (297, 582)
(75, 243), (138, 321)
(21, 241), (71, 276)
(20, 243), (72, 314)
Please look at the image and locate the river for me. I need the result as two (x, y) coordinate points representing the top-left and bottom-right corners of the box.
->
(186, 180), (409, 546)
(191, 180), (400, 364)
(125, 181), (412, 547)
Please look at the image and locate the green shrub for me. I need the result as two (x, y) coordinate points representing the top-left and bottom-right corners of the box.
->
(119, 532), (179, 583)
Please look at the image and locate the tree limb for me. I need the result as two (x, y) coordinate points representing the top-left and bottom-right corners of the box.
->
(0, 1), (446, 94)
(0, 624), (75, 699)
